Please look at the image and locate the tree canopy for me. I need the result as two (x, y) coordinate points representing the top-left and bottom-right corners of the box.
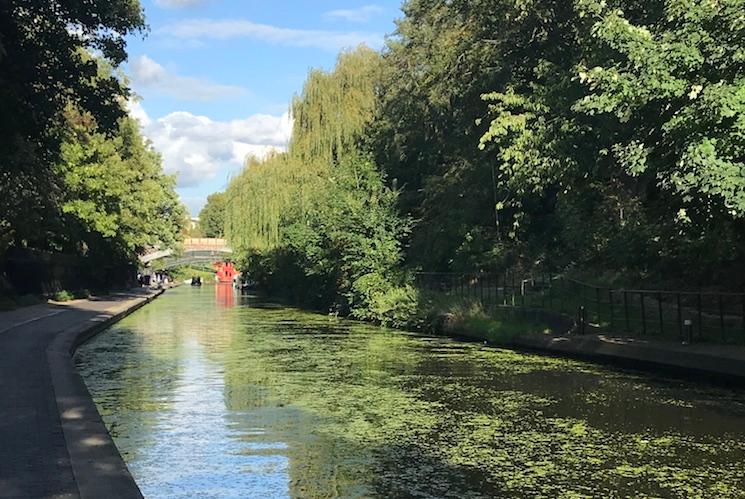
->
(224, 47), (410, 315)
(214, 0), (745, 307)
(0, 0), (147, 252)
(1, 1), (184, 294)
(199, 192), (227, 238)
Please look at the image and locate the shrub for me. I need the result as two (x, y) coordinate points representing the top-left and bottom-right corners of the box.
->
(16, 294), (42, 307)
(349, 273), (423, 329)
(0, 296), (16, 310)
(54, 290), (74, 302)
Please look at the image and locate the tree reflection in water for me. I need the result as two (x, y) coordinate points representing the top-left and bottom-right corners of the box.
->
(75, 287), (745, 498)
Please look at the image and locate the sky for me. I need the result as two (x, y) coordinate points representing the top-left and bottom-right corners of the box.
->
(125, 0), (404, 216)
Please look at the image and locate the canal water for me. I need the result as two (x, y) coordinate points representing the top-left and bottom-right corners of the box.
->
(75, 286), (745, 498)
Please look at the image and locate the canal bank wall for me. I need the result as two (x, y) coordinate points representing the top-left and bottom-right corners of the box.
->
(510, 331), (745, 384)
(438, 308), (745, 384)
(0, 288), (162, 499)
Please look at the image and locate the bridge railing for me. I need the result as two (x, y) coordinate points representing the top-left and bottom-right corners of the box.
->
(183, 238), (229, 250)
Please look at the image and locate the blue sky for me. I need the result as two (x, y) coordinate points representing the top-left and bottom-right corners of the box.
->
(126, 0), (403, 216)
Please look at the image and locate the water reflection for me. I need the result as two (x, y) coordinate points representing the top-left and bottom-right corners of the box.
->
(215, 284), (236, 309)
(75, 287), (745, 498)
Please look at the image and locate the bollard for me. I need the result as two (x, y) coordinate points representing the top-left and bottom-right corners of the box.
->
(683, 319), (693, 344)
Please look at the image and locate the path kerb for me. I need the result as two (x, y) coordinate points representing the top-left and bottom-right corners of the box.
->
(47, 290), (163, 499)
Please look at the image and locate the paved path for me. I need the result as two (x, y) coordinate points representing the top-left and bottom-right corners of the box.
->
(0, 290), (160, 499)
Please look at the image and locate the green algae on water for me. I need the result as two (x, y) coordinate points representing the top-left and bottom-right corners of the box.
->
(76, 287), (745, 498)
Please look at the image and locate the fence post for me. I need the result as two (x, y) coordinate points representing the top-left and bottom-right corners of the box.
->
(504, 269), (510, 306)
(697, 293), (703, 341)
(640, 292), (647, 336)
(480, 273), (485, 306)
(595, 286), (601, 325)
(742, 293), (745, 345)
(521, 278), (526, 307)
(623, 290), (629, 333)
(512, 272), (517, 307)
(658, 292), (664, 337)
(677, 293), (683, 341)
(609, 289), (614, 332)
(719, 294), (725, 342)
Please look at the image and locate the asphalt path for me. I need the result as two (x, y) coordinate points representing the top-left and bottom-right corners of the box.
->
(0, 291), (158, 499)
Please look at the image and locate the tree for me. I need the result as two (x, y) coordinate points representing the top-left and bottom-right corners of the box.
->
(478, 0), (745, 281)
(0, 0), (146, 251)
(57, 107), (185, 263)
(368, 0), (581, 271)
(224, 47), (411, 315)
(199, 192), (227, 238)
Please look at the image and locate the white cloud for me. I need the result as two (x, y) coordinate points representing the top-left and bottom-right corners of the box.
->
(156, 19), (385, 51)
(324, 5), (383, 23)
(155, 0), (207, 8)
(127, 100), (151, 127)
(130, 104), (292, 189)
(129, 55), (247, 102)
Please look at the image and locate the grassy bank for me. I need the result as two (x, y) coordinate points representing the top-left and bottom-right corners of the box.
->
(418, 293), (563, 345)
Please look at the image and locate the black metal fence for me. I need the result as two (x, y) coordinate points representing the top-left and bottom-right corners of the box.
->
(414, 272), (745, 345)
(3, 247), (136, 296)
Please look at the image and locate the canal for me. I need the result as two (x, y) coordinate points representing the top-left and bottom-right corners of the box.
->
(75, 285), (745, 498)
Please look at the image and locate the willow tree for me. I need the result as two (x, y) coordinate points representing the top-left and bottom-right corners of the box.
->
(225, 46), (383, 254)
(223, 46), (411, 316)
(290, 46), (381, 165)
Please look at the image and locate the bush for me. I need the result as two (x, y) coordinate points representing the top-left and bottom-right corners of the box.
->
(240, 154), (411, 316)
(0, 296), (16, 310)
(349, 273), (423, 329)
(54, 290), (74, 302)
(16, 294), (42, 307)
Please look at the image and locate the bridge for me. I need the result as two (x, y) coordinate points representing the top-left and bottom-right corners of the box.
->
(140, 238), (233, 269)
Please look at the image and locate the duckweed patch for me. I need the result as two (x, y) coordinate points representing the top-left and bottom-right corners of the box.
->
(76, 287), (745, 498)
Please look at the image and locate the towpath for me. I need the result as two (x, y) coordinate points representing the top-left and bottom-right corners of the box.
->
(0, 289), (160, 499)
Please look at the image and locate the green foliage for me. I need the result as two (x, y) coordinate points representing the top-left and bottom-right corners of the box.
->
(365, 0), (745, 285)
(0, 2), (183, 293)
(290, 47), (381, 165)
(242, 154), (409, 314)
(53, 290), (74, 302)
(225, 47), (383, 253)
(349, 273), (423, 329)
(225, 47), (411, 316)
(199, 192), (227, 238)
(224, 0), (744, 325)
(0, 0), (146, 250)
(57, 107), (185, 263)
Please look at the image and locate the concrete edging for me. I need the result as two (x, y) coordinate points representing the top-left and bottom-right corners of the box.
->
(46, 289), (164, 499)
(438, 307), (745, 383)
(511, 332), (745, 384)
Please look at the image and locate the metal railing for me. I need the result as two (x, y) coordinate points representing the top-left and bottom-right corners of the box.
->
(414, 271), (745, 345)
